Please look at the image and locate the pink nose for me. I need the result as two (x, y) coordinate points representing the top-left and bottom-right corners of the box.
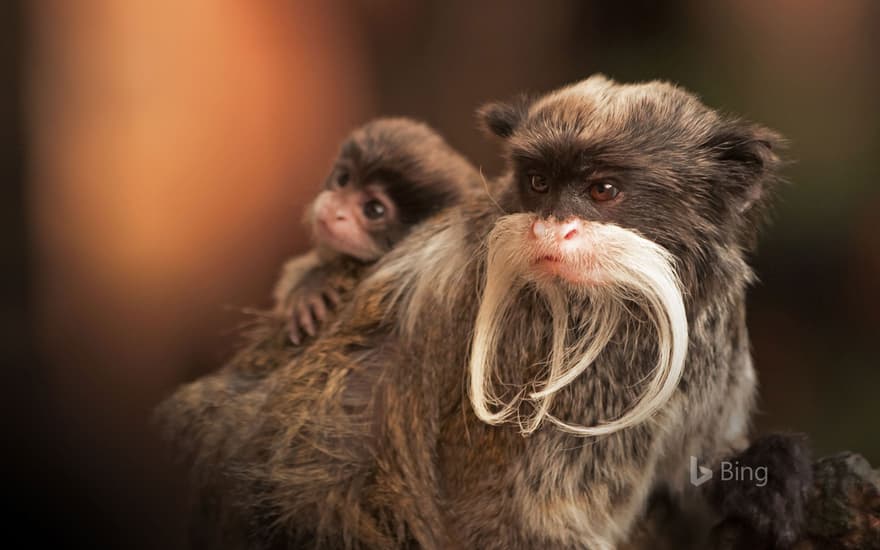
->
(531, 218), (582, 241)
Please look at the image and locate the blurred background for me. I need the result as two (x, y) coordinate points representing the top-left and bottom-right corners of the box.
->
(6, 0), (878, 547)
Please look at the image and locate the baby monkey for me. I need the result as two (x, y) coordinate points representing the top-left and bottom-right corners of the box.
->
(275, 118), (479, 344)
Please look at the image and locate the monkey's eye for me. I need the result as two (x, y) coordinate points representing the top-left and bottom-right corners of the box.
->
(529, 173), (549, 193)
(363, 199), (386, 220)
(337, 170), (350, 187)
(588, 182), (620, 202)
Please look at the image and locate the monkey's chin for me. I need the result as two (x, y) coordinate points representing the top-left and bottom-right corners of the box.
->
(314, 221), (381, 262)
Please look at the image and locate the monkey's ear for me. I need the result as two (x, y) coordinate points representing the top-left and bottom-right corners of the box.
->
(476, 95), (533, 138)
(704, 120), (786, 215)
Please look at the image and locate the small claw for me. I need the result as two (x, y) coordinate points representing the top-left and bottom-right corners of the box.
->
(285, 305), (301, 344)
(297, 302), (317, 337)
(309, 295), (329, 323)
(288, 323), (301, 345)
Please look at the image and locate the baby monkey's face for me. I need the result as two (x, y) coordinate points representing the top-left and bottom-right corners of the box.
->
(308, 117), (475, 262)
(311, 165), (398, 262)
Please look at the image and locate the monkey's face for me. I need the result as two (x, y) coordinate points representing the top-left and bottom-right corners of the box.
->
(311, 166), (398, 262)
(482, 75), (781, 291)
(312, 119), (473, 261)
(468, 75), (782, 435)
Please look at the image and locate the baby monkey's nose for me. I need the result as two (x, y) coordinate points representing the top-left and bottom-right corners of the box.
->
(531, 218), (582, 241)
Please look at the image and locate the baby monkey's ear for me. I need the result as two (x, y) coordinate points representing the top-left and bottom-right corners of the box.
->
(476, 94), (533, 138)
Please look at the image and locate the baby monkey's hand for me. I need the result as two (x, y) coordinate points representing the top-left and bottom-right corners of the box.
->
(285, 270), (342, 345)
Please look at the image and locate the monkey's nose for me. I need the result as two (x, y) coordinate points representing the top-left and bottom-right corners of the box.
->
(531, 218), (582, 242)
(559, 220), (580, 240)
(532, 220), (548, 238)
(334, 209), (348, 221)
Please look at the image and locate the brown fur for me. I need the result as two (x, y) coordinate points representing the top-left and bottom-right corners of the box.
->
(156, 118), (480, 548)
(157, 75), (788, 548)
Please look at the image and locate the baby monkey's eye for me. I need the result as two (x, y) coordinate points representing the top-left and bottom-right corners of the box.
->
(337, 170), (350, 187)
(529, 173), (549, 193)
(363, 199), (386, 220)
(588, 182), (620, 202)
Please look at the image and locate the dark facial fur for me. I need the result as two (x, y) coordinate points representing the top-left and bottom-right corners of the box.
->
(157, 75), (791, 549)
(321, 117), (480, 255)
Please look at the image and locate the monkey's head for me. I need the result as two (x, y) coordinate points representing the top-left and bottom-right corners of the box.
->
(479, 74), (783, 284)
(469, 75), (784, 435)
(310, 118), (477, 262)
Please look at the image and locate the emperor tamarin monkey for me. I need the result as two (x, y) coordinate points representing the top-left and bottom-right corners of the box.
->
(274, 117), (481, 344)
(159, 75), (809, 549)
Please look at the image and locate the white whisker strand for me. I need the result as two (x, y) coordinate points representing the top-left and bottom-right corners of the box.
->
(478, 167), (508, 214)
(520, 285), (569, 433)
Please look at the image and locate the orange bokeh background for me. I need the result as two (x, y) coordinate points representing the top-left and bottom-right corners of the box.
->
(16, 1), (880, 547)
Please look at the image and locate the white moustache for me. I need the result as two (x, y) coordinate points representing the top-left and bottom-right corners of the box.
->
(469, 213), (688, 436)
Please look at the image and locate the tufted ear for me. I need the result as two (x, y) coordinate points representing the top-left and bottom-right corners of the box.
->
(703, 120), (786, 215)
(476, 94), (533, 139)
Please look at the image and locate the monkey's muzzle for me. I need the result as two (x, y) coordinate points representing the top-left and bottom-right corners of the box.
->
(527, 217), (605, 286)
